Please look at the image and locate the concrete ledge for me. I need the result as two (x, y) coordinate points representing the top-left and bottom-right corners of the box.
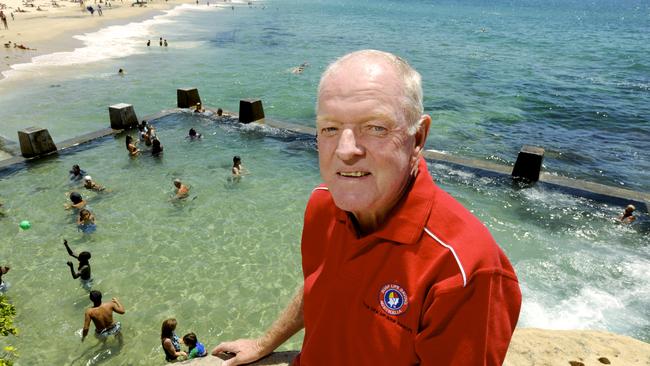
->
(175, 329), (650, 366)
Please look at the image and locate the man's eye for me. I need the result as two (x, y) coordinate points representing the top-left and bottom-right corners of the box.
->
(367, 125), (387, 134)
(320, 127), (338, 135)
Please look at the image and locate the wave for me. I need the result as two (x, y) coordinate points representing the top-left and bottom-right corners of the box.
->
(0, 3), (225, 80)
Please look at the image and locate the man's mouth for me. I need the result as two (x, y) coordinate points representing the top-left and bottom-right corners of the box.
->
(338, 171), (371, 178)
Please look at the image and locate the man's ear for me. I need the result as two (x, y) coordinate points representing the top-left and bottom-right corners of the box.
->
(414, 114), (431, 155)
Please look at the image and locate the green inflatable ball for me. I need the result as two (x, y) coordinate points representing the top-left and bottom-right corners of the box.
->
(19, 220), (31, 230)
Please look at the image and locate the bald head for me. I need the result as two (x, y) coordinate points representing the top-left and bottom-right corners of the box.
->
(317, 50), (424, 134)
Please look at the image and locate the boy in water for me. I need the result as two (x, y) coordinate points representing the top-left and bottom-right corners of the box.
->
(183, 332), (207, 359)
(82, 290), (125, 343)
(64, 239), (93, 290)
(173, 179), (189, 200)
(83, 176), (106, 192)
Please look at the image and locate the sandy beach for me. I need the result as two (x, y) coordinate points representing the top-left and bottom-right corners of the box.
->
(0, 0), (201, 78)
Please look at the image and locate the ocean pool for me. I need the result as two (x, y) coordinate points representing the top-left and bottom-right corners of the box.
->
(0, 112), (648, 365)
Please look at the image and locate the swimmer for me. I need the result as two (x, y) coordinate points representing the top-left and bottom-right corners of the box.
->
(164, 39), (168, 47)
(69, 164), (87, 181)
(173, 179), (189, 200)
(161, 318), (187, 362)
(118, 68), (125, 75)
(194, 102), (204, 113)
(619, 204), (636, 224)
(187, 128), (202, 140)
(82, 290), (125, 343)
(231, 155), (248, 179)
(291, 61), (309, 74)
(0, 266), (10, 293)
(77, 209), (96, 234)
(64, 239), (93, 290)
(125, 135), (140, 156)
(217, 108), (223, 116)
(146, 40), (151, 47)
(183, 332), (207, 359)
(65, 192), (87, 210)
(83, 176), (106, 192)
(145, 127), (157, 146)
(152, 138), (164, 156)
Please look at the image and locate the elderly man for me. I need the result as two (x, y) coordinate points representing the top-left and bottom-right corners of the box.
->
(213, 50), (521, 365)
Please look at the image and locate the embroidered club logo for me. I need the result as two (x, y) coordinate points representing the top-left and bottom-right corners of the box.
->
(379, 284), (409, 316)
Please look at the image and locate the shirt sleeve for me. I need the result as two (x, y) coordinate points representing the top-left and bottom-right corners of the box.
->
(414, 271), (521, 366)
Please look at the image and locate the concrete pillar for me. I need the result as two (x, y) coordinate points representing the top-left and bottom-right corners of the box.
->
(177, 88), (201, 108)
(109, 103), (139, 130)
(239, 99), (265, 124)
(512, 145), (545, 183)
(17, 127), (57, 158)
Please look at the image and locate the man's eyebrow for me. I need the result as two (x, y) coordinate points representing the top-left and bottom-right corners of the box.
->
(316, 113), (395, 125)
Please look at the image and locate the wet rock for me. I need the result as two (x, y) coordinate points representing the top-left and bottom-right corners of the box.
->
(598, 357), (611, 364)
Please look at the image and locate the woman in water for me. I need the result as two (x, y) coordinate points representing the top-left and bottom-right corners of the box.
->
(161, 318), (187, 362)
(125, 135), (140, 156)
(77, 208), (96, 234)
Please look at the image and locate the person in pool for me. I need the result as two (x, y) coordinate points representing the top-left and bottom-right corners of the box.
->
(231, 155), (248, 180)
(194, 102), (204, 113)
(161, 318), (187, 361)
(82, 290), (125, 343)
(0, 265), (10, 293)
(172, 179), (189, 200)
(619, 204), (636, 224)
(125, 135), (140, 156)
(69, 164), (87, 181)
(83, 176), (106, 192)
(64, 239), (93, 290)
(77, 208), (96, 234)
(152, 138), (164, 156)
(65, 192), (87, 210)
(187, 128), (202, 140)
(183, 332), (207, 359)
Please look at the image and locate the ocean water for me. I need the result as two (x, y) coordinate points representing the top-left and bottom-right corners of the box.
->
(0, 0), (649, 364)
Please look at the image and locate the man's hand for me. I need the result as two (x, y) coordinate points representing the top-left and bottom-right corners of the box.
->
(211, 339), (267, 366)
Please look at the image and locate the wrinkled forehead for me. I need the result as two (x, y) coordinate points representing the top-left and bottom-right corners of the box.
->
(319, 56), (403, 98)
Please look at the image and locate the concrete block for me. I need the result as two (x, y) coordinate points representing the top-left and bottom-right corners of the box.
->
(177, 88), (202, 108)
(17, 127), (57, 158)
(109, 103), (139, 130)
(512, 145), (545, 183)
(239, 99), (265, 123)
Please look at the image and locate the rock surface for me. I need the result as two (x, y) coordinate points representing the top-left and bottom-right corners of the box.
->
(176, 329), (650, 366)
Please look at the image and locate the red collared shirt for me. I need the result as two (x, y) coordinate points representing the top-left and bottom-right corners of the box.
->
(296, 158), (521, 365)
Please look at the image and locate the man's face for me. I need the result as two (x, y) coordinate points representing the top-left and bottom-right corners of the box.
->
(316, 57), (428, 224)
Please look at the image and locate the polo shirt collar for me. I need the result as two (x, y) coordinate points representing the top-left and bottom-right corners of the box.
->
(334, 157), (437, 245)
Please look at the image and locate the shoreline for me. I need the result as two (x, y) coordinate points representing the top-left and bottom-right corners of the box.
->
(0, 0), (199, 80)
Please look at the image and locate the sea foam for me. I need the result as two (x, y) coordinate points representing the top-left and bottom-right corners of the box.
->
(1, 3), (224, 80)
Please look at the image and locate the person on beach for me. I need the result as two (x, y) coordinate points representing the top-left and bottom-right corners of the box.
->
(126, 135), (140, 156)
(0, 266), (10, 293)
(172, 179), (189, 200)
(70, 164), (87, 181)
(65, 192), (87, 210)
(161, 318), (187, 362)
(147, 40), (151, 47)
(211, 50), (521, 366)
(619, 204), (636, 224)
(159, 37), (163, 46)
(164, 39), (168, 47)
(0, 11), (8, 30)
(83, 176), (106, 192)
(152, 138), (163, 156)
(64, 239), (93, 290)
(77, 208), (96, 234)
(97, 4), (102, 15)
(82, 290), (125, 342)
(183, 332), (207, 359)
(187, 128), (202, 140)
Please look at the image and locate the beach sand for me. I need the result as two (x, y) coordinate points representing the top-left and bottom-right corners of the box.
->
(0, 0), (200, 78)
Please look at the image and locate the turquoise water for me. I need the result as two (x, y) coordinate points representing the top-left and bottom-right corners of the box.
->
(0, 0), (648, 363)
(0, 113), (647, 365)
(0, 0), (648, 191)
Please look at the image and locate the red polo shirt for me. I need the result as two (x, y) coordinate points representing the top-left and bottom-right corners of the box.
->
(296, 158), (521, 365)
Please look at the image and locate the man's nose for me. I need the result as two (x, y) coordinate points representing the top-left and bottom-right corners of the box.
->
(336, 128), (363, 161)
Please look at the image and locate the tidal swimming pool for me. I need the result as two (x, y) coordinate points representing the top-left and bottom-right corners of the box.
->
(0, 113), (648, 365)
